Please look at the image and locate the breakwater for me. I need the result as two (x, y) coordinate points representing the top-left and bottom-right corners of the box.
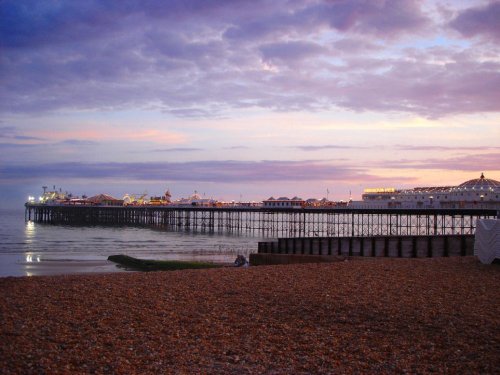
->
(25, 205), (497, 237)
(256, 234), (474, 259)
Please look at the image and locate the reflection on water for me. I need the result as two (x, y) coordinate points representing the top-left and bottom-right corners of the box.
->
(25, 253), (41, 263)
(25, 220), (35, 244)
(0, 208), (265, 277)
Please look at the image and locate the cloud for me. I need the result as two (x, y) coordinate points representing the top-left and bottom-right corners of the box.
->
(225, 0), (429, 41)
(259, 41), (324, 64)
(12, 135), (45, 141)
(395, 145), (500, 151)
(333, 38), (382, 54)
(0, 160), (376, 184)
(293, 145), (364, 151)
(335, 53), (500, 117)
(165, 108), (226, 119)
(152, 147), (203, 152)
(449, 1), (500, 42)
(58, 139), (99, 146)
(311, 0), (429, 36)
(223, 146), (249, 150)
(0, 126), (46, 142)
(0, 142), (36, 149)
(0, 0), (498, 119)
(381, 153), (500, 172)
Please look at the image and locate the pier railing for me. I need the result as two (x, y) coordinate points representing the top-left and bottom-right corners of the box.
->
(25, 204), (498, 238)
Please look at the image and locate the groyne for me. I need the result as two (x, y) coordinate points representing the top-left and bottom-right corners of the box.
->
(253, 234), (474, 264)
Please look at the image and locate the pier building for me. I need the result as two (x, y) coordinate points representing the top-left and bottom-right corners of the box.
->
(88, 194), (124, 206)
(351, 173), (500, 210)
(172, 192), (218, 207)
(263, 197), (305, 208)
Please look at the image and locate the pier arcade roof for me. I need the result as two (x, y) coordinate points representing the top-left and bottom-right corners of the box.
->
(404, 186), (453, 193)
(456, 173), (500, 191)
(363, 173), (499, 197)
(87, 194), (122, 203)
(266, 196), (304, 201)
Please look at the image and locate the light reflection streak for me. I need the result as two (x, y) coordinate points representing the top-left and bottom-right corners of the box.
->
(24, 221), (40, 275)
(25, 221), (35, 244)
(25, 254), (41, 263)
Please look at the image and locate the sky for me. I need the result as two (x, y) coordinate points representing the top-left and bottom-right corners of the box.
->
(1, 0), (499, 207)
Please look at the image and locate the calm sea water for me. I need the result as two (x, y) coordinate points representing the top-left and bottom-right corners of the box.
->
(0, 209), (265, 277)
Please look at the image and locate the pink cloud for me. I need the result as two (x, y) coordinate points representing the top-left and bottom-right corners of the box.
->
(32, 128), (186, 144)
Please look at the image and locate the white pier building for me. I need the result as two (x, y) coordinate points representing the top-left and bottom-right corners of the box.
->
(350, 173), (500, 210)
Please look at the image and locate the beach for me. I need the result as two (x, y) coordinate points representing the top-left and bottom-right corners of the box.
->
(1, 257), (498, 374)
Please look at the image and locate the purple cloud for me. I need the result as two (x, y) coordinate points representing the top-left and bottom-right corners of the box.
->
(335, 55), (500, 117)
(0, 139), (97, 152)
(58, 140), (99, 146)
(449, 1), (500, 42)
(0, 160), (376, 184)
(293, 145), (364, 151)
(0, 0), (498, 118)
(152, 147), (203, 153)
(0, 143), (35, 149)
(225, 0), (429, 41)
(395, 145), (500, 151)
(260, 41), (323, 64)
(223, 146), (249, 150)
(333, 38), (382, 54)
(311, 0), (429, 35)
(0, 1), (137, 49)
(380, 153), (500, 172)
(0, 126), (45, 141)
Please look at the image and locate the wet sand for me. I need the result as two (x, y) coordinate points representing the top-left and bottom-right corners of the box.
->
(17, 259), (125, 277)
(1, 257), (499, 373)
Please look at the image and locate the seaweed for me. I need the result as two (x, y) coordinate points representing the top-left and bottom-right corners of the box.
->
(107, 254), (220, 271)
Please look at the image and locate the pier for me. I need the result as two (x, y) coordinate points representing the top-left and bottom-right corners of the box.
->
(25, 205), (497, 238)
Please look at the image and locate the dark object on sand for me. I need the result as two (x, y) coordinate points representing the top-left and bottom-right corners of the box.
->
(234, 255), (249, 267)
(108, 255), (220, 271)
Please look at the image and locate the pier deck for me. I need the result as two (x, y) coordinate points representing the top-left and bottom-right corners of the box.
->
(25, 204), (497, 238)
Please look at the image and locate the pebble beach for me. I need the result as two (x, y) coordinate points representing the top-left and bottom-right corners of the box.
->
(1, 257), (499, 374)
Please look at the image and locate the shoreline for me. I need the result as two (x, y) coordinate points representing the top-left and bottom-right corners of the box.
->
(1, 256), (498, 373)
(0, 255), (237, 278)
(20, 259), (126, 277)
(0, 254), (470, 278)
(0, 257), (126, 278)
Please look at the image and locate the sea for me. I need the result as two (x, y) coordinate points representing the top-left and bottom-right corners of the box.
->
(0, 208), (265, 277)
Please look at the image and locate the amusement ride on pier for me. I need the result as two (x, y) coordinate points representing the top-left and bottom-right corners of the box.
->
(25, 174), (499, 240)
(27, 174), (500, 210)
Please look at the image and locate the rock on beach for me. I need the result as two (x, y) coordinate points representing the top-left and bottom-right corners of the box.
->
(0, 257), (499, 374)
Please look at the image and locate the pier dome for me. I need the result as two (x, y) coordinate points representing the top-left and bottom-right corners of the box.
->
(457, 173), (500, 191)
